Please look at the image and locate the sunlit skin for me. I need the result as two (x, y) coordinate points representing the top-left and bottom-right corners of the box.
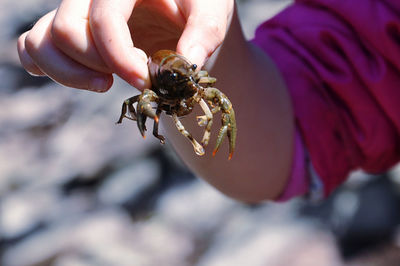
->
(17, 0), (294, 203)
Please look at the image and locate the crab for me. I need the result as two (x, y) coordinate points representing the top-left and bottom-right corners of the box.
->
(116, 50), (237, 160)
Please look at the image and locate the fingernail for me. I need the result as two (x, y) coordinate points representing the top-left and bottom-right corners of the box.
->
(131, 74), (150, 90)
(135, 48), (148, 63)
(90, 77), (110, 92)
(134, 48), (150, 79)
(128, 48), (151, 90)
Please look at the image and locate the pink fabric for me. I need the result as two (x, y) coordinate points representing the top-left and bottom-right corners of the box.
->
(253, 0), (400, 197)
(276, 129), (309, 201)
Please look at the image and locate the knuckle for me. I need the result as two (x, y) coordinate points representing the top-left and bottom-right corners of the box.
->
(51, 16), (73, 44)
(89, 10), (105, 32)
(24, 31), (37, 54)
(17, 33), (27, 53)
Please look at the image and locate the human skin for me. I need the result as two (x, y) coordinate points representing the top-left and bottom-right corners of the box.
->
(165, 11), (294, 202)
(17, 0), (294, 202)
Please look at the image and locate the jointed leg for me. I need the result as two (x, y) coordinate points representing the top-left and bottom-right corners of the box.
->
(136, 89), (159, 138)
(116, 95), (140, 124)
(172, 114), (205, 156)
(203, 87), (237, 160)
(197, 105), (220, 126)
(213, 111), (236, 160)
(196, 99), (213, 147)
(197, 71), (217, 85)
(152, 108), (165, 144)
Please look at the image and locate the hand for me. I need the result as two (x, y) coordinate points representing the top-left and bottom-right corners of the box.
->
(17, 0), (234, 92)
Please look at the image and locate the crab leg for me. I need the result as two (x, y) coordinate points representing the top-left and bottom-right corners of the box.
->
(152, 107), (165, 144)
(197, 72), (217, 85)
(116, 95), (140, 123)
(196, 99), (213, 147)
(203, 87), (237, 160)
(172, 114), (205, 156)
(136, 89), (159, 138)
(197, 105), (220, 126)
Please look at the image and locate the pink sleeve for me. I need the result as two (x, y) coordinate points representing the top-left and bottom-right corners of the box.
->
(253, 0), (400, 197)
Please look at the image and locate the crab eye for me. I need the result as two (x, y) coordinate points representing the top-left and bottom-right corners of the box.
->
(170, 72), (178, 79)
(191, 64), (197, 71)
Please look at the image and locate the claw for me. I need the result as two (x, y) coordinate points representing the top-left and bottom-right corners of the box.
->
(116, 101), (128, 124)
(227, 110), (236, 160)
(127, 102), (138, 121)
(213, 119), (228, 157)
(212, 110), (236, 159)
(117, 96), (140, 124)
(204, 87), (237, 160)
(137, 99), (158, 122)
(137, 113), (147, 138)
(153, 108), (165, 144)
(135, 89), (160, 139)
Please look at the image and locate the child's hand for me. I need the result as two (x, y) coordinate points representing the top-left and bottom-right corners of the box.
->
(17, 0), (234, 92)
(17, 0), (296, 202)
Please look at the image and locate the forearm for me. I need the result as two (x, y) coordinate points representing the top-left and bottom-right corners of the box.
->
(163, 9), (294, 202)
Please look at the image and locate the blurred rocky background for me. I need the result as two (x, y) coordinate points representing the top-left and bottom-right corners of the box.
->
(1, 0), (400, 265)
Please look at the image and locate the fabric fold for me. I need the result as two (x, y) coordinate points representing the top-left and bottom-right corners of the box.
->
(253, 0), (400, 196)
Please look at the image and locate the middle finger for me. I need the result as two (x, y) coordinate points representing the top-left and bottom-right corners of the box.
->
(51, 0), (111, 73)
(25, 10), (113, 92)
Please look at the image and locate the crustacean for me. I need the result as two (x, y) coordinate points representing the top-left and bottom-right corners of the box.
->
(116, 50), (237, 159)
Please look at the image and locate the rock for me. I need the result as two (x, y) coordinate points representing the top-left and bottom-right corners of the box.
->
(196, 217), (342, 266)
(156, 179), (236, 233)
(3, 209), (195, 266)
(97, 158), (160, 206)
(1, 189), (59, 239)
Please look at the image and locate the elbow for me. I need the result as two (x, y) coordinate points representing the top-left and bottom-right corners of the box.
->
(209, 178), (286, 204)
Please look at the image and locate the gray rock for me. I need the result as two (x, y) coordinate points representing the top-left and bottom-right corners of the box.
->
(197, 222), (342, 266)
(97, 159), (160, 206)
(1, 188), (59, 239)
(156, 179), (236, 233)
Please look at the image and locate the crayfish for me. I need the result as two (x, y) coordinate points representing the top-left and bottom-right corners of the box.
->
(117, 50), (237, 159)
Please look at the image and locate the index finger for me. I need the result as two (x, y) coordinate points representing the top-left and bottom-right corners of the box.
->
(177, 0), (234, 69)
(89, 0), (150, 89)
